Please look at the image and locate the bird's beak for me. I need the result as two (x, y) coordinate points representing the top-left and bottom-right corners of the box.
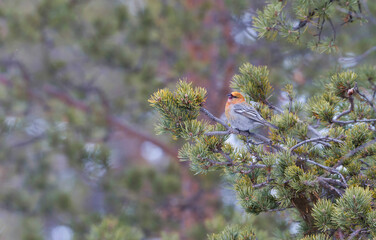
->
(227, 94), (232, 97)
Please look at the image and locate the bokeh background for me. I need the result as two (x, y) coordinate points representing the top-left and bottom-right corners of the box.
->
(0, 0), (375, 239)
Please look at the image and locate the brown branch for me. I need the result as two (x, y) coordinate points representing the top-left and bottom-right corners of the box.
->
(107, 117), (178, 157)
(0, 59), (179, 158)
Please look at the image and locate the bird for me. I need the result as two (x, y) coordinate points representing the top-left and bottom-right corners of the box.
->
(225, 92), (278, 131)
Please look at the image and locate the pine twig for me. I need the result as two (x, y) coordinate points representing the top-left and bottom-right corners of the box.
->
(289, 136), (344, 153)
(303, 158), (347, 185)
(333, 95), (354, 121)
(317, 177), (344, 196)
(354, 82), (376, 113)
(200, 107), (229, 129)
(332, 118), (376, 125)
(347, 228), (366, 240)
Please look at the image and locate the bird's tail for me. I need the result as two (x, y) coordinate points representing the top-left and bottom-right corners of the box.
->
(264, 121), (278, 130)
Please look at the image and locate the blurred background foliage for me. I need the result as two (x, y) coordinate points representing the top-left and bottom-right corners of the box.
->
(0, 0), (374, 239)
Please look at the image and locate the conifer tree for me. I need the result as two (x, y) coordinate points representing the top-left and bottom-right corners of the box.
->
(150, 63), (376, 239)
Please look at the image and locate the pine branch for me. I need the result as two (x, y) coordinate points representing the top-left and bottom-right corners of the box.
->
(200, 107), (229, 129)
(206, 156), (266, 170)
(252, 181), (270, 189)
(347, 228), (366, 240)
(333, 95), (354, 121)
(303, 158), (347, 185)
(290, 136), (344, 153)
(333, 138), (376, 169)
(319, 177), (347, 188)
(266, 207), (293, 212)
(331, 118), (376, 124)
(317, 177), (344, 196)
(205, 130), (231, 136)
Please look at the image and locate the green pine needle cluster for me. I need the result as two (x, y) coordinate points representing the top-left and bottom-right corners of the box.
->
(230, 63), (273, 103)
(148, 80), (207, 138)
(313, 187), (373, 235)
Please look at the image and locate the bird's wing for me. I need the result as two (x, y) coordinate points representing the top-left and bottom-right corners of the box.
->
(232, 104), (267, 124)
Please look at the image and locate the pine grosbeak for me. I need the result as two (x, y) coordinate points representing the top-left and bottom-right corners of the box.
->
(225, 92), (278, 131)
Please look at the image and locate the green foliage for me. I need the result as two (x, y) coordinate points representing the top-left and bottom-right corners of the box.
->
(253, 0), (368, 52)
(333, 187), (372, 230)
(234, 176), (278, 214)
(208, 225), (257, 240)
(253, 2), (287, 40)
(312, 199), (335, 231)
(312, 187), (374, 235)
(307, 93), (339, 123)
(2, 0), (376, 238)
(87, 217), (143, 240)
(327, 71), (357, 99)
(367, 210), (376, 236)
(230, 63), (272, 103)
(300, 234), (330, 240)
(149, 80), (207, 138)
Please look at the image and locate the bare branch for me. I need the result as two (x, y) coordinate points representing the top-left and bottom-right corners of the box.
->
(333, 95), (354, 121)
(327, 16), (336, 41)
(10, 134), (45, 148)
(205, 130), (231, 136)
(354, 82), (376, 112)
(317, 16), (325, 42)
(332, 118), (376, 124)
(317, 177), (344, 196)
(252, 181), (269, 189)
(302, 158), (347, 185)
(347, 228), (365, 240)
(319, 177), (347, 188)
(361, 0), (376, 25)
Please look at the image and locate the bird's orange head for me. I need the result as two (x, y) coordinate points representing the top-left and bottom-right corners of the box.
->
(226, 92), (245, 105)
